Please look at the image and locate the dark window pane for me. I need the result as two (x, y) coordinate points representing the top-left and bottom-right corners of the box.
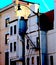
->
(44, 55), (48, 65)
(37, 56), (39, 65)
(32, 57), (34, 64)
(26, 39), (29, 49)
(50, 56), (53, 65)
(5, 52), (9, 65)
(14, 25), (16, 34)
(10, 26), (12, 35)
(10, 43), (12, 52)
(5, 34), (7, 44)
(10, 60), (16, 65)
(27, 58), (29, 65)
(14, 42), (16, 51)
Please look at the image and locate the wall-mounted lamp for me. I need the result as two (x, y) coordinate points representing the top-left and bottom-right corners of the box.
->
(18, 4), (21, 10)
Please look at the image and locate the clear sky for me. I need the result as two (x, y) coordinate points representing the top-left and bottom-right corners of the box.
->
(0, 0), (12, 9)
(24, 0), (54, 13)
(0, 0), (54, 13)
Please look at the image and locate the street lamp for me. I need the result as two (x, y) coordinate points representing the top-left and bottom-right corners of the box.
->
(20, 4), (40, 16)
(14, 1), (41, 65)
(14, 0), (40, 18)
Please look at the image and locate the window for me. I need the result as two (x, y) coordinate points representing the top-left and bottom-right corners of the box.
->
(14, 42), (16, 51)
(5, 34), (9, 44)
(44, 55), (48, 65)
(14, 25), (16, 34)
(5, 18), (9, 27)
(26, 39), (29, 49)
(50, 56), (53, 65)
(27, 58), (29, 65)
(10, 61), (16, 65)
(10, 26), (12, 35)
(5, 52), (9, 65)
(36, 37), (40, 48)
(37, 56), (39, 65)
(32, 57), (34, 65)
(10, 43), (12, 52)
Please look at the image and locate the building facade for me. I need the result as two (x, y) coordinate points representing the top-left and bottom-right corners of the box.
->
(0, 2), (18, 65)
(47, 0), (55, 65)
(0, 0), (30, 65)
(0, 0), (55, 65)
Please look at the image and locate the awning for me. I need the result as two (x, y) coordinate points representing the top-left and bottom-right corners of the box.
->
(38, 10), (54, 31)
(45, 10), (54, 23)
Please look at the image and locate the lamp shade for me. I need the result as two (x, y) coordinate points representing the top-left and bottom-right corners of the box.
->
(19, 17), (27, 36)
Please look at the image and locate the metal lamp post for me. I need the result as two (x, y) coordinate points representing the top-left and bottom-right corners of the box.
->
(14, 1), (41, 65)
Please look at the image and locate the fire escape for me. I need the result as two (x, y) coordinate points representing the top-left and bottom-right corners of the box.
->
(25, 34), (40, 50)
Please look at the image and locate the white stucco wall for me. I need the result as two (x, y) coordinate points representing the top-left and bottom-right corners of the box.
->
(9, 21), (18, 58)
(25, 13), (39, 65)
(9, 20), (23, 65)
(47, 29), (56, 65)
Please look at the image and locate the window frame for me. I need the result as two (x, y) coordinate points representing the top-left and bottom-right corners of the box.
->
(26, 39), (29, 49)
(50, 56), (53, 65)
(14, 42), (16, 51)
(27, 58), (29, 65)
(36, 37), (40, 48)
(32, 57), (34, 65)
(5, 34), (9, 44)
(14, 25), (16, 34)
(10, 26), (13, 35)
(5, 52), (9, 65)
(5, 18), (10, 27)
(37, 56), (39, 65)
(10, 43), (12, 52)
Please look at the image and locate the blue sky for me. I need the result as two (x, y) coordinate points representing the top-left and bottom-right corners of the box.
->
(0, 0), (12, 9)
(25, 0), (54, 13)
(0, 0), (54, 13)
